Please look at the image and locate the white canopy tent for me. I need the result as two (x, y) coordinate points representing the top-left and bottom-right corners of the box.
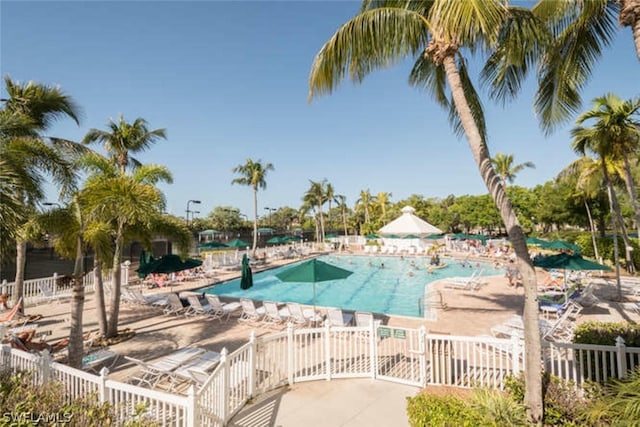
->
(378, 206), (442, 237)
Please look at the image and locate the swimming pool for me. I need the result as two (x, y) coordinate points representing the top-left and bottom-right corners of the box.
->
(203, 255), (501, 318)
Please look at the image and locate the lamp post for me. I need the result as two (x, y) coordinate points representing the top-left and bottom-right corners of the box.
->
(264, 207), (276, 228)
(186, 199), (201, 225)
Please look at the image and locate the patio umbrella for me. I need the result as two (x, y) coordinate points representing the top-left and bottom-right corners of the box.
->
(423, 234), (444, 240)
(198, 241), (228, 250)
(325, 233), (337, 239)
(240, 253), (253, 291)
(275, 258), (353, 314)
(533, 253), (610, 271)
(227, 239), (250, 248)
(365, 234), (380, 239)
(136, 254), (203, 276)
(266, 236), (284, 244)
(403, 234), (420, 239)
(137, 250), (154, 278)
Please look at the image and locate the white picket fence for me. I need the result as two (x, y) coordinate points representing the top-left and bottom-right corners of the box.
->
(3, 324), (640, 426)
(0, 268), (128, 306)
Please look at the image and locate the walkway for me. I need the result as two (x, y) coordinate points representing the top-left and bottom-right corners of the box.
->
(229, 379), (418, 427)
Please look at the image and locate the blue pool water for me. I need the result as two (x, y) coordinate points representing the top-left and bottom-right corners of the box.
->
(203, 255), (501, 318)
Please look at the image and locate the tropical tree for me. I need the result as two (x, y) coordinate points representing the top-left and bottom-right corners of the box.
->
(356, 189), (375, 226)
(303, 179), (329, 241)
(491, 152), (535, 187)
(83, 115), (167, 174)
(0, 76), (81, 312)
(573, 94), (640, 246)
(618, 0), (640, 59)
(325, 182), (337, 232)
(308, 2), (550, 420)
(376, 192), (392, 225)
(231, 159), (274, 254)
(336, 194), (350, 236)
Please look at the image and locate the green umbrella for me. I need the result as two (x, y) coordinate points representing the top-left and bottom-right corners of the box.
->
(240, 253), (253, 291)
(533, 253), (610, 271)
(384, 234), (400, 238)
(137, 250), (154, 278)
(227, 239), (250, 248)
(423, 234), (444, 240)
(365, 234), (380, 239)
(325, 233), (337, 239)
(266, 236), (285, 244)
(136, 254), (203, 276)
(275, 258), (353, 314)
(403, 234), (420, 239)
(526, 237), (548, 246)
(198, 241), (228, 250)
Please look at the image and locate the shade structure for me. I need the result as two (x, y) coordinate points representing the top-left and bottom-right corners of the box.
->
(543, 240), (579, 252)
(240, 254), (253, 290)
(423, 234), (444, 240)
(275, 258), (353, 313)
(365, 234), (380, 239)
(533, 253), (610, 271)
(136, 254), (203, 276)
(378, 206), (442, 237)
(403, 234), (420, 239)
(227, 239), (250, 248)
(198, 241), (228, 250)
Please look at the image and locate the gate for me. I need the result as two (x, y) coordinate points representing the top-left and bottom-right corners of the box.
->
(375, 325), (426, 387)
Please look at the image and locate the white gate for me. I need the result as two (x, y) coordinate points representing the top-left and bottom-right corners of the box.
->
(375, 325), (426, 387)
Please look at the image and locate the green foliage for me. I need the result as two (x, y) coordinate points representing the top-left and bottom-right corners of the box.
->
(504, 373), (589, 425)
(583, 366), (640, 426)
(469, 388), (527, 426)
(406, 392), (482, 426)
(574, 321), (640, 347)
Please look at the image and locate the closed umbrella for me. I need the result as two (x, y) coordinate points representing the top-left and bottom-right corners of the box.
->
(138, 250), (154, 278)
(533, 253), (610, 271)
(275, 258), (353, 314)
(240, 253), (253, 291)
(227, 239), (251, 248)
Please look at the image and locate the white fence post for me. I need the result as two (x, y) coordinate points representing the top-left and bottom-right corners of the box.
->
(511, 335), (521, 374)
(287, 324), (294, 385)
(1, 344), (10, 371)
(419, 326), (427, 387)
(369, 321), (377, 379)
(616, 336), (628, 379)
(39, 350), (52, 385)
(249, 331), (257, 397)
(1, 279), (7, 295)
(220, 348), (229, 423)
(98, 367), (108, 403)
(186, 384), (197, 426)
(52, 273), (58, 295)
(324, 323), (331, 381)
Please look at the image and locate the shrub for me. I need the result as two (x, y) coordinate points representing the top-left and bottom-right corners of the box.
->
(470, 388), (526, 426)
(583, 366), (640, 426)
(573, 321), (640, 347)
(406, 392), (482, 426)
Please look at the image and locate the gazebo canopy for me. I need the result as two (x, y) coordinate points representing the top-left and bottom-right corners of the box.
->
(378, 206), (442, 237)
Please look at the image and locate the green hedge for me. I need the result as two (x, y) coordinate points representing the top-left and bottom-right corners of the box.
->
(574, 234), (640, 271)
(573, 321), (640, 347)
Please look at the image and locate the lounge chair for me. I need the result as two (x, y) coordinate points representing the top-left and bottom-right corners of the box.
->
(326, 308), (354, 327)
(126, 346), (205, 388)
(163, 293), (187, 316)
(0, 298), (24, 327)
(185, 295), (214, 317)
(170, 350), (221, 390)
(286, 302), (323, 327)
(37, 282), (69, 303)
(354, 311), (382, 329)
(204, 294), (241, 321)
(262, 301), (289, 326)
(238, 298), (266, 324)
(82, 349), (119, 374)
(443, 269), (484, 290)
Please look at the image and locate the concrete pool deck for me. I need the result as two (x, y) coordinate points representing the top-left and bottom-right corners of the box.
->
(7, 249), (639, 426)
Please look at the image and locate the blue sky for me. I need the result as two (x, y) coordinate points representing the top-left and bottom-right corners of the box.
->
(2, 1), (638, 220)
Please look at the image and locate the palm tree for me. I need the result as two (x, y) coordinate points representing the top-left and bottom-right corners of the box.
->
(376, 192), (392, 224)
(83, 115), (167, 174)
(326, 182), (337, 232)
(231, 159), (274, 254)
(303, 179), (329, 241)
(618, 0), (640, 59)
(356, 189), (375, 225)
(1, 76), (81, 312)
(336, 194), (350, 237)
(491, 152), (535, 187)
(308, 2), (547, 420)
(574, 94), (640, 246)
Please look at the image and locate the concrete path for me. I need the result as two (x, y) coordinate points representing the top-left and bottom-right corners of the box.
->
(229, 379), (418, 427)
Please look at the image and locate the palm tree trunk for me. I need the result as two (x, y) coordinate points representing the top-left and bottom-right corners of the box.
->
(584, 201), (600, 262)
(93, 260), (108, 336)
(318, 203), (326, 241)
(604, 165), (623, 299)
(68, 235), (85, 368)
(618, 0), (640, 59)
(342, 206), (348, 237)
(442, 54), (543, 423)
(106, 224), (123, 338)
(621, 157), (640, 246)
(13, 239), (27, 314)
(608, 178), (636, 273)
(252, 188), (258, 256)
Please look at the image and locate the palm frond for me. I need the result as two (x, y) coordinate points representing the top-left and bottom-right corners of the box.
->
(309, 7), (429, 100)
(408, 54), (449, 108)
(481, 7), (550, 105)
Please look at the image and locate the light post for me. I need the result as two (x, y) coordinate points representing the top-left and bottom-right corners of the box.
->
(264, 207), (276, 228)
(186, 199), (201, 225)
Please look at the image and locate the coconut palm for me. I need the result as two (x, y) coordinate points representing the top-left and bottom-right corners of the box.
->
(308, 2), (549, 420)
(618, 0), (640, 59)
(356, 189), (375, 225)
(336, 194), (350, 237)
(491, 152), (535, 187)
(1, 77), (81, 311)
(574, 94), (640, 246)
(82, 115), (167, 174)
(376, 192), (393, 224)
(303, 179), (329, 241)
(231, 159), (274, 254)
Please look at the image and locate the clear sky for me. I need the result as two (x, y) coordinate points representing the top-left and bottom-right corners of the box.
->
(2, 1), (638, 220)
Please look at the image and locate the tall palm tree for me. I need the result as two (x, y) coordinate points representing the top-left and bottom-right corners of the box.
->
(83, 115), (167, 174)
(231, 159), (274, 254)
(326, 182), (337, 232)
(1, 76), (81, 312)
(618, 0), (640, 59)
(336, 194), (350, 237)
(303, 179), (329, 242)
(491, 152), (536, 187)
(574, 94), (640, 246)
(356, 189), (375, 225)
(308, 2), (548, 420)
(376, 192), (392, 224)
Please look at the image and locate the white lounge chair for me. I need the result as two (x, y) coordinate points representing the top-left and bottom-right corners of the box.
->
(354, 311), (382, 329)
(238, 298), (266, 324)
(185, 295), (214, 317)
(326, 308), (354, 327)
(126, 346), (205, 388)
(163, 293), (187, 316)
(204, 294), (241, 321)
(286, 302), (323, 327)
(262, 301), (289, 326)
